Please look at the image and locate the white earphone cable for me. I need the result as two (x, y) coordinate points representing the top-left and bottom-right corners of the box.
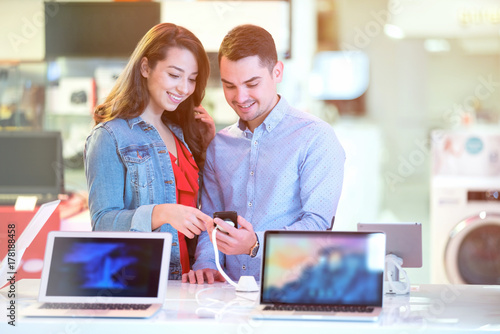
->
(212, 228), (238, 288)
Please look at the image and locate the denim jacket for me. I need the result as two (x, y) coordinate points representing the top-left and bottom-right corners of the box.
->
(84, 116), (192, 280)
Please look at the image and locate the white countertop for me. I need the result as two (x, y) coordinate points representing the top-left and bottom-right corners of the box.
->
(1, 280), (499, 333)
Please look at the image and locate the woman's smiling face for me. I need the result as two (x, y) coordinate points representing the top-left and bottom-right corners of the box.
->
(141, 47), (198, 114)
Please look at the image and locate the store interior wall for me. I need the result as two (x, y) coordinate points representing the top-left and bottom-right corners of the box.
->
(1, 0), (500, 284)
(332, 0), (500, 284)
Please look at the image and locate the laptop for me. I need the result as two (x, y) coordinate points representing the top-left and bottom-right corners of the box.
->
(22, 231), (172, 318)
(0, 200), (61, 288)
(251, 230), (386, 322)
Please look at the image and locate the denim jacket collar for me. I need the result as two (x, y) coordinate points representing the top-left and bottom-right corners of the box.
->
(126, 116), (143, 129)
(126, 116), (188, 151)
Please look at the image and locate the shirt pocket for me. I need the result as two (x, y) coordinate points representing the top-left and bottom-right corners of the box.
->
(122, 146), (156, 189)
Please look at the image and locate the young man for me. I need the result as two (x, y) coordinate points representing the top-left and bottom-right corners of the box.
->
(182, 24), (345, 284)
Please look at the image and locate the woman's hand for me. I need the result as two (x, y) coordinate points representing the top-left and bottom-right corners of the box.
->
(194, 105), (215, 149)
(152, 203), (212, 238)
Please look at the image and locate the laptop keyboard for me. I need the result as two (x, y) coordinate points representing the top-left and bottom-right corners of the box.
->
(263, 305), (375, 313)
(0, 194), (26, 206)
(0, 193), (56, 206)
(40, 303), (152, 311)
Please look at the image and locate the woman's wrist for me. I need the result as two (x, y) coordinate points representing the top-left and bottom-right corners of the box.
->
(151, 203), (170, 230)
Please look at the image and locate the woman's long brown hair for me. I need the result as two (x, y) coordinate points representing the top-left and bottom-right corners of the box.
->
(93, 23), (210, 168)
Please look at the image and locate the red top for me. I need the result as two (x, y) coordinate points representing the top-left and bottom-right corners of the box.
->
(169, 136), (199, 275)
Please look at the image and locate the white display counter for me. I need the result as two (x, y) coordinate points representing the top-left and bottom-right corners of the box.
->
(1, 280), (499, 333)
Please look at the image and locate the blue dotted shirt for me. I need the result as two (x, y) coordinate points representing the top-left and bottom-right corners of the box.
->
(193, 97), (346, 282)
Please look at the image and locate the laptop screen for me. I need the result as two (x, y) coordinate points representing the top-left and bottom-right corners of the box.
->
(260, 231), (386, 306)
(46, 237), (163, 297)
(39, 232), (171, 303)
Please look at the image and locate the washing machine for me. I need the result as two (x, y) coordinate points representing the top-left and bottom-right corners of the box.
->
(431, 177), (500, 284)
(430, 127), (500, 284)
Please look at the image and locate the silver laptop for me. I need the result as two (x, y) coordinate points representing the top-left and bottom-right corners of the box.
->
(0, 200), (61, 287)
(22, 231), (172, 318)
(251, 231), (386, 322)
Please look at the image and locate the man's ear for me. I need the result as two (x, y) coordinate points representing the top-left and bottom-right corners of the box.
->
(140, 57), (149, 78)
(273, 61), (284, 83)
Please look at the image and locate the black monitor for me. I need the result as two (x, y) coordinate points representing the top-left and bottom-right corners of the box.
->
(0, 131), (64, 203)
(45, 2), (161, 58)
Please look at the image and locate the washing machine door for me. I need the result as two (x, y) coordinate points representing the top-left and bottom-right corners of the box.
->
(445, 212), (500, 284)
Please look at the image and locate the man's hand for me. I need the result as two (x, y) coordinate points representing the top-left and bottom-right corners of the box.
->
(181, 269), (226, 284)
(210, 216), (257, 256)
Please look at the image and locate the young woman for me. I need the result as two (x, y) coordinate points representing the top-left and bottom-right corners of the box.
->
(84, 23), (215, 280)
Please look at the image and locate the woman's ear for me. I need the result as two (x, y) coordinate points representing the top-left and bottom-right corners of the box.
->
(140, 57), (149, 78)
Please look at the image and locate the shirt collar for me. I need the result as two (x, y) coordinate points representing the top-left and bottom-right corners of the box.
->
(261, 95), (286, 133)
(237, 95), (287, 133)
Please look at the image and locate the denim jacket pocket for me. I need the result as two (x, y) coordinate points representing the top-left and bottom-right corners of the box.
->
(122, 146), (156, 203)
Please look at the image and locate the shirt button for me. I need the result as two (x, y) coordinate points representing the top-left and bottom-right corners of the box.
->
(242, 265), (247, 270)
(248, 202), (252, 207)
(250, 171), (254, 176)
(254, 141), (258, 146)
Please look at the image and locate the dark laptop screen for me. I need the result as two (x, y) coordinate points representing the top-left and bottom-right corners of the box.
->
(46, 237), (164, 298)
(260, 231), (385, 306)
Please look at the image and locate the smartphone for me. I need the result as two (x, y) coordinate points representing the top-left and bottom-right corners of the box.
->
(213, 211), (238, 233)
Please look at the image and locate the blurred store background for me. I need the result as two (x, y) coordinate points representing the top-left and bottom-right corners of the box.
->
(1, 0), (500, 285)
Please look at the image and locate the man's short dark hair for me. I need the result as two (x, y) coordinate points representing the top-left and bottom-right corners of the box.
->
(218, 24), (278, 73)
